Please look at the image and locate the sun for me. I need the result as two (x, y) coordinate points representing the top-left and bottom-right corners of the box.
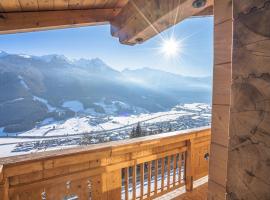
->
(160, 37), (182, 58)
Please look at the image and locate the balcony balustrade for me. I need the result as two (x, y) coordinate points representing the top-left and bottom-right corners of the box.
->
(0, 127), (210, 200)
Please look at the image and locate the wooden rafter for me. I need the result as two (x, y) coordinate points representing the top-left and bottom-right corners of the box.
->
(0, 8), (120, 34)
(111, 0), (213, 45)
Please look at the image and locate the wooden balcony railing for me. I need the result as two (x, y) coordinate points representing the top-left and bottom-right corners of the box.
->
(0, 127), (210, 200)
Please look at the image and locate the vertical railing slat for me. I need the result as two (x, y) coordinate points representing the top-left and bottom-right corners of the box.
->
(167, 156), (171, 189)
(173, 154), (177, 187)
(133, 165), (136, 200)
(161, 157), (165, 191)
(125, 168), (129, 200)
(185, 139), (194, 192)
(154, 160), (158, 195)
(178, 153), (182, 185)
(147, 161), (152, 198)
(140, 163), (144, 200)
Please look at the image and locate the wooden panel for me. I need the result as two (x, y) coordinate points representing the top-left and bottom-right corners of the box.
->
(0, 8), (120, 34)
(0, 0), (21, 12)
(208, 180), (227, 200)
(68, 0), (83, 9)
(38, 0), (54, 10)
(209, 143), (228, 187)
(212, 63), (231, 105)
(214, 0), (232, 25)
(19, 0), (39, 11)
(214, 19), (232, 65)
(54, 0), (69, 9)
(193, 143), (210, 180)
(211, 105), (230, 147)
(104, 170), (122, 200)
(227, 1), (270, 199)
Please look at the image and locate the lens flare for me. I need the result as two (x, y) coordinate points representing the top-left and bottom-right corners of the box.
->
(160, 37), (182, 58)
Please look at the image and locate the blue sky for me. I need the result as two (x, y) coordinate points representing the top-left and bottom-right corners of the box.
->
(0, 17), (213, 77)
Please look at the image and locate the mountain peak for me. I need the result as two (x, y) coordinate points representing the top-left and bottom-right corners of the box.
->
(40, 54), (71, 63)
(0, 50), (8, 57)
(73, 57), (119, 74)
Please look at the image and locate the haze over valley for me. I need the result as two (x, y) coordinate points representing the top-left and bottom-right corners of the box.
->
(0, 51), (212, 156)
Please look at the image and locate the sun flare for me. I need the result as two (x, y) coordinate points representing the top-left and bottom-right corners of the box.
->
(160, 37), (182, 58)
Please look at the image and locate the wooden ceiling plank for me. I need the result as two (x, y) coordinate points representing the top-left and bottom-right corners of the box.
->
(0, 0), (22, 12)
(80, 0), (96, 9)
(53, 0), (69, 10)
(68, 0), (83, 9)
(19, 0), (39, 11)
(111, 0), (213, 45)
(38, 0), (54, 10)
(94, 0), (109, 8)
(0, 8), (120, 34)
(114, 0), (129, 8)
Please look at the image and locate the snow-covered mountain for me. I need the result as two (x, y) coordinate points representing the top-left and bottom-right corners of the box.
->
(0, 51), (212, 133)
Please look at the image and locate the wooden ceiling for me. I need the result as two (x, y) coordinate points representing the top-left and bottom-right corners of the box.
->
(0, 0), (213, 45)
(0, 0), (129, 12)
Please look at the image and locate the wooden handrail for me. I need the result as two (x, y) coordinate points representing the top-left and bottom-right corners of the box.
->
(0, 127), (210, 200)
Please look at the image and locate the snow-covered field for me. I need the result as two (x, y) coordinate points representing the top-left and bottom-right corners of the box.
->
(0, 103), (211, 157)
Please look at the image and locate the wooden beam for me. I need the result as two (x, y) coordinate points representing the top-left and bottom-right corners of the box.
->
(0, 8), (120, 34)
(111, 0), (213, 45)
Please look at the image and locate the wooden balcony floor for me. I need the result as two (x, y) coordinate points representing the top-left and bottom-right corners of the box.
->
(155, 177), (208, 200)
(172, 183), (208, 200)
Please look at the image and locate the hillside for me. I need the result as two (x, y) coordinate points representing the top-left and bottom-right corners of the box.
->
(0, 51), (212, 133)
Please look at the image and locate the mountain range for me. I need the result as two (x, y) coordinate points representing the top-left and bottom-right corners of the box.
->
(0, 51), (212, 133)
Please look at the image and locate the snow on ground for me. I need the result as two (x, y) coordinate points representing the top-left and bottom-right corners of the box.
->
(0, 98), (24, 106)
(33, 96), (56, 112)
(7, 103), (210, 137)
(16, 103), (209, 137)
(18, 54), (31, 59)
(173, 103), (211, 112)
(18, 75), (30, 90)
(40, 117), (55, 126)
(62, 100), (84, 112)
(0, 103), (211, 157)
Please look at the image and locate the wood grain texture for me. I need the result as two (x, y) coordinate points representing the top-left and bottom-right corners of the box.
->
(111, 0), (213, 45)
(0, 128), (210, 200)
(227, 1), (270, 199)
(0, 8), (120, 34)
(172, 183), (208, 200)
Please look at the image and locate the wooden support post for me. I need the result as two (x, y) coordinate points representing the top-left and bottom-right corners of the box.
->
(3, 178), (9, 200)
(185, 139), (194, 192)
(0, 165), (9, 200)
(94, 170), (122, 200)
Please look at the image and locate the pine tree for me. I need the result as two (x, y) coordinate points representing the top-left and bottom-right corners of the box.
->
(130, 127), (136, 138)
(136, 122), (142, 137)
(168, 123), (172, 132)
